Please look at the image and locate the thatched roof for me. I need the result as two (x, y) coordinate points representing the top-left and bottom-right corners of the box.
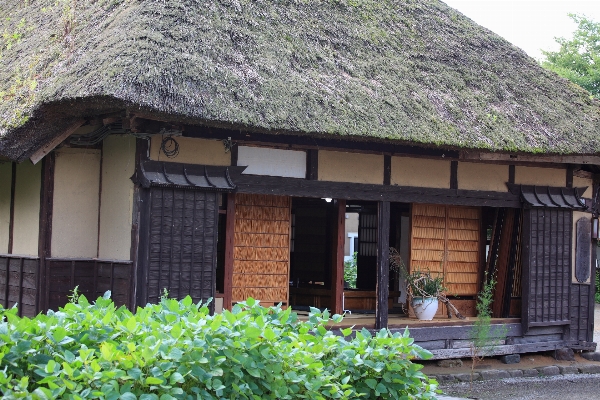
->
(1, 0), (599, 161)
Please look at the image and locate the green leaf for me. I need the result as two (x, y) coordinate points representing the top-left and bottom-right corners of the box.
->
(145, 377), (164, 385)
(365, 379), (377, 389)
(45, 359), (56, 374)
(126, 316), (137, 333)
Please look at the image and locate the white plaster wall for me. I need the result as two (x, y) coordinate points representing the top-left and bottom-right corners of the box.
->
(458, 162), (508, 192)
(573, 176), (593, 198)
(149, 136), (231, 166)
(98, 135), (136, 260)
(318, 150), (383, 184)
(51, 148), (101, 258)
(238, 146), (306, 178)
(515, 166), (566, 187)
(390, 157), (450, 188)
(12, 161), (41, 256)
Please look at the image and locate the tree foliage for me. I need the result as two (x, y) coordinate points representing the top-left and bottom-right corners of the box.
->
(542, 14), (600, 98)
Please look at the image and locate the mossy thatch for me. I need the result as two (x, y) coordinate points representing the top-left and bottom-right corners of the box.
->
(1, 0), (599, 161)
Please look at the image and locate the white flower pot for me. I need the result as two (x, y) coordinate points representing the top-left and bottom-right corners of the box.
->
(411, 297), (439, 320)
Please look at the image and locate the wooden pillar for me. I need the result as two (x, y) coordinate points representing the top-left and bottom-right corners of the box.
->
(331, 199), (345, 315)
(38, 153), (55, 314)
(223, 193), (236, 311)
(375, 201), (390, 329)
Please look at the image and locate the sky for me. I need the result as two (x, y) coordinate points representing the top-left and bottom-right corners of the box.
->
(442, 1), (600, 60)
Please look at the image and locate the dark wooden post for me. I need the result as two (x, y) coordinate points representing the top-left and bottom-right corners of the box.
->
(375, 201), (390, 329)
(38, 153), (55, 314)
(331, 199), (345, 315)
(223, 193), (236, 311)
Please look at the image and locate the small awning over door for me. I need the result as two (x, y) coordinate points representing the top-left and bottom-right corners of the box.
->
(132, 160), (245, 191)
(507, 184), (587, 209)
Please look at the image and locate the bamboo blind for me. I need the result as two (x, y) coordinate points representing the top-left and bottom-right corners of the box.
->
(410, 204), (480, 296)
(232, 194), (291, 306)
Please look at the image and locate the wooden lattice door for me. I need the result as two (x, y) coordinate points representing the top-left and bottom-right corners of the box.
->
(232, 194), (291, 307)
(146, 188), (218, 305)
(410, 204), (481, 315)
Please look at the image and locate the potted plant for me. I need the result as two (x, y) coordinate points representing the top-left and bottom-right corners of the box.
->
(404, 269), (445, 320)
(389, 248), (464, 321)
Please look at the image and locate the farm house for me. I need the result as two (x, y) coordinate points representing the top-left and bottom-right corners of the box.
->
(0, 0), (599, 359)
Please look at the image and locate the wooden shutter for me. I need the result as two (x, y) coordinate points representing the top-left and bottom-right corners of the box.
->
(232, 194), (291, 306)
(410, 204), (480, 296)
(147, 188), (218, 304)
(522, 209), (571, 331)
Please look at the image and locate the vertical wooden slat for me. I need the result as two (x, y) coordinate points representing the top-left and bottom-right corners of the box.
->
(3, 257), (9, 308)
(190, 190), (197, 302)
(375, 201), (390, 329)
(156, 189), (165, 299)
(70, 260), (75, 289)
(588, 231), (596, 342)
(224, 193), (236, 310)
(178, 190), (186, 300)
(383, 155), (391, 186)
(306, 149), (318, 180)
(136, 187), (151, 308)
(168, 188), (176, 294)
(231, 145), (239, 167)
(450, 161), (458, 190)
(211, 192), (219, 314)
(39, 152), (55, 313)
(93, 259), (98, 298)
(110, 262), (115, 295)
(202, 191), (208, 302)
(331, 199), (345, 315)
(521, 208), (532, 332)
(566, 165), (574, 188)
(508, 165), (515, 184)
(18, 257), (24, 317)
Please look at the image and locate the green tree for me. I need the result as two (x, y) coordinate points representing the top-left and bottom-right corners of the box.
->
(542, 14), (600, 98)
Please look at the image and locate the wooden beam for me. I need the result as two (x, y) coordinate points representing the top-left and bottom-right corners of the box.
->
(450, 161), (458, 189)
(331, 199), (345, 315)
(37, 153), (55, 313)
(30, 119), (86, 165)
(383, 155), (391, 185)
(233, 174), (521, 208)
(508, 165), (515, 184)
(223, 193), (236, 311)
(461, 151), (600, 165)
(375, 201), (390, 329)
(306, 149), (319, 180)
(566, 165), (574, 188)
(185, 125), (459, 159)
(133, 138), (150, 309)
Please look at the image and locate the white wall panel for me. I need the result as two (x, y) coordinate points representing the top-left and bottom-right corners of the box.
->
(238, 146), (306, 178)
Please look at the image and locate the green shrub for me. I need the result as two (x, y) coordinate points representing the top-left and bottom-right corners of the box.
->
(0, 293), (437, 399)
(344, 252), (358, 289)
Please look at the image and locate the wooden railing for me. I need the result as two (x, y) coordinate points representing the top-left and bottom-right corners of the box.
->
(44, 258), (134, 311)
(0, 254), (40, 317)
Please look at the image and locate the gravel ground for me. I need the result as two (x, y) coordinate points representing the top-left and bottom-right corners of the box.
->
(439, 374), (600, 400)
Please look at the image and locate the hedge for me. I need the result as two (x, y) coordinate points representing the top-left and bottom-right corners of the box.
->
(0, 292), (438, 399)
